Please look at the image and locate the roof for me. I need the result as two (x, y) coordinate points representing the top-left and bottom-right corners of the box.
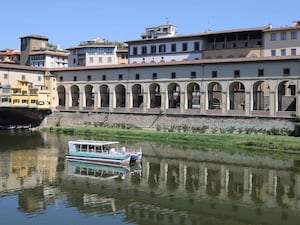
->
(66, 44), (116, 50)
(126, 25), (270, 44)
(19, 34), (49, 40)
(69, 140), (120, 146)
(29, 50), (69, 57)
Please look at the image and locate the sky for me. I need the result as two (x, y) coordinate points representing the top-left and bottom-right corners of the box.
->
(1, 0), (300, 50)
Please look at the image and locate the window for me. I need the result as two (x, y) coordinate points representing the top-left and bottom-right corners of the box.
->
(141, 46), (147, 54)
(171, 43), (176, 52)
(171, 72), (176, 79)
(59, 76), (63, 82)
(291, 31), (297, 40)
(102, 75), (106, 81)
(135, 73), (140, 80)
(132, 47), (138, 55)
(150, 45), (156, 54)
(194, 42), (200, 51)
(291, 48), (296, 55)
(118, 74), (123, 80)
(271, 50), (276, 56)
(281, 32), (287, 40)
(159, 44), (166, 53)
(107, 57), (112, 63)
(212, 71), (218, 78)
(22, 75), (26, 80)
(87, 75), (91, 81)
(182, 43), (188, 51)
(38, 76), (41, 81)
(283, 68), (290, 76)
(281, 49), (286, 56)
(234, 70), (240, 78)
(191, 71), (196, 79)
(271, 33), (277, 41)
(73, 76), (77, 81)
(258, 69), (264, 77)
(152, 73), (157, 79)
(98, 57), (102, 63)
(89, 57), (93, 63)
(4, 73), (8, 79)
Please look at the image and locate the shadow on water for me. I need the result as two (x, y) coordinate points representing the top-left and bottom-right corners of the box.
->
(0, 130), (45, 151)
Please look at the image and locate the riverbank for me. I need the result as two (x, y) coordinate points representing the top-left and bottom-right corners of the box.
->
(39, 126), (300, 160)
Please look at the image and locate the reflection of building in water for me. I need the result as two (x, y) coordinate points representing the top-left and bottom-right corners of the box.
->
(60, 152), (300, 225)
(0, 147), (59, 213)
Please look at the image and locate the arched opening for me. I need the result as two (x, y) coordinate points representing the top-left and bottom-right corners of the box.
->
(100, 85), (109, 108)
(149, 83), (161, 108)
(208, 82), (222, 109)
(115, 84), (126, 108)
(229, 82), (245, 110)
(187, 82), (200, 109)
(85, 84), (94, 107)
(278, 81), (296, 111)
(253, 81), (269, 111)
(132, 84), (143, 108)
(70, 85), (79, 107)
(168, 83), (180, 108)
(57, 85), (65, 106)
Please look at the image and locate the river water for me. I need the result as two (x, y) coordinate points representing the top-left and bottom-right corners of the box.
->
(0, 130), (300, 225)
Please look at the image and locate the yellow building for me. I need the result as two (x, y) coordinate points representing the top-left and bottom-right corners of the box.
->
(10, 80), (51, 109)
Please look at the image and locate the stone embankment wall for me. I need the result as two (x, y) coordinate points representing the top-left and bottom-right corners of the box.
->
(41, 111), (296, 135)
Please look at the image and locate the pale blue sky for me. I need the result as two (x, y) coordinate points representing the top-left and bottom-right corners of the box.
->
(1, 0), (300, 50)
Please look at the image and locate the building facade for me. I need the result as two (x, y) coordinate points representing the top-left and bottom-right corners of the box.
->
(1, 20), (300, 122)
(127, 24), (202, 64)
(67, 38), (128, 67)
(0, 49), (20, 64)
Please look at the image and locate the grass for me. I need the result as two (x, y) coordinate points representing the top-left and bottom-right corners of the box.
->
(39, 126), (300, 160)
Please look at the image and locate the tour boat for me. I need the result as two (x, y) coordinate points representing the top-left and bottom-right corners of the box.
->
(66, 140), (142, 165)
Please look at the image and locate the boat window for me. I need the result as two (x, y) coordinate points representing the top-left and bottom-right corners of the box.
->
(81, 144), (88, 152)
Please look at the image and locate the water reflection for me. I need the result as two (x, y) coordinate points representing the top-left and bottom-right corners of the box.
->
(0, 130), (300, 225)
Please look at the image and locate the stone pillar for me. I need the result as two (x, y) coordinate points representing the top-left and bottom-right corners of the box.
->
(79, 91), (83, 110)
(143, 88), (148, 112)
(93, 85), (99, 111)
(109, 87), (114, 112)
(126, 88), (131, 112)
(221, 91), (228, 115)
(200, 90), (206, 114)
(180, 91), (185, 113)
(65, 86), (70, 110)
(269, 91), (276, 117)
(161, 90), (166, 112)
(244, 91), (251, 116)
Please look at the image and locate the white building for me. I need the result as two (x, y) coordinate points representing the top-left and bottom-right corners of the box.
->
(29, 50), (69, 68)
(126, 24), (203, 64)
(67, 38), (127, 67)
(264, 21), (300, 57)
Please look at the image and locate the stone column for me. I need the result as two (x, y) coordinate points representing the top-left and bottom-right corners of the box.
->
(109, 86), (114, 112)
(143, 85), (148, 112)
(65, 86), (70, 110)
(126, 87), (131, 112)
(200, 90), (206, 114)
(244, 91), (251, 116)
(180, 91), (185, 113)
(79, 90), (83, 111)
(269, 91), (276, 117)
(221, 91), (228, 115)
(161, 89), (166, 112)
